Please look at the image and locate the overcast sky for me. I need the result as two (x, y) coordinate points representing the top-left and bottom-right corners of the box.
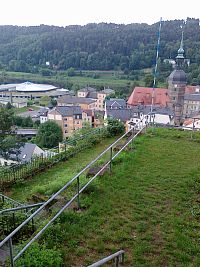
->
(0, 0), (199, 26)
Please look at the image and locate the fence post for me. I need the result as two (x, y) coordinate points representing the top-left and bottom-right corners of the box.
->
(109, 147), (113, 173)
(77, 176), (80, 209)
(115, 256), (119, 267)
(8, 238), (14, 267)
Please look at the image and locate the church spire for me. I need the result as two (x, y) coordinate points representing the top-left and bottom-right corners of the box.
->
(176, 26), (185, 69)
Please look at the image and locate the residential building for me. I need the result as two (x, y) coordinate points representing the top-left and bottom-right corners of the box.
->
(77, 86), (97, 98)
(48, 106), (82, 138)
(183, 94), (200, 116)
(77, 86), (115, 111)
(40, 110), (49, 124)
(0, 97), (28, 108)
(0, 143), (45, 166)
(96, 88), (115, 111)
(105, 105), (173, 132)
(57, 95), (97, 110)
(93, 110), (105, 128)
(82, 109), (93, 127)
(105, 98), (126, 109)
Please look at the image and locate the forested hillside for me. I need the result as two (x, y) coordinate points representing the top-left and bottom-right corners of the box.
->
(0, 18), (200, 81)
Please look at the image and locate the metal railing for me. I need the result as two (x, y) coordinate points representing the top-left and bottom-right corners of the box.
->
(0, 115), (151, 266)
(0, 202), (44, 215)
(88, 250), (125, 267)
(0, 194), (23, 209)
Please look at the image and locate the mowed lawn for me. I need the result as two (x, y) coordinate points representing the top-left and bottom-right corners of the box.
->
(16, 132), (200, 267)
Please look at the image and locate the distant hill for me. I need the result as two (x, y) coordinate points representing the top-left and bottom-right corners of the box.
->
(0, 18), (200, 73)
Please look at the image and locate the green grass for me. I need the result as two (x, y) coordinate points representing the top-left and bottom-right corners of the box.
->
(15, 129), (200, 266)
(8, 137), (117, 202)
(13, 105), (40, 115)
(5, 70), (145, 91)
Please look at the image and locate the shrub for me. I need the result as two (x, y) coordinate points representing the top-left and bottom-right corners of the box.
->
(15, 243), (62, 267)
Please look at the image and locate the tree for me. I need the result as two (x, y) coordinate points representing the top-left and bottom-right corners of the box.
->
(144, 74), (154, 87)
(5, 102), (13, 109)
(39, 96), (51, 107)
(0, 107), (22, 160)
(36, 121), (63, 148)
(66, 67), (75, 76)
(106, 118), (125, 136)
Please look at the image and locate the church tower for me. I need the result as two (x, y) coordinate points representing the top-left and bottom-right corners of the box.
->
(168, 30), (187, 125)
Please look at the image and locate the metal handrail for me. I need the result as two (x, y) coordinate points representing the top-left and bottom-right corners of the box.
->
(87, 250), (125, 267)
(0, 202), (44, 215)
(0, 124), (134, 246)
(0, 114), (151, 266)
(0, 194), (23, 207)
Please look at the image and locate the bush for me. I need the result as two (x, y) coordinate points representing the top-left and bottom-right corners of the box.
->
(106, 118), (125, 136)
(15, 243), (62, 267)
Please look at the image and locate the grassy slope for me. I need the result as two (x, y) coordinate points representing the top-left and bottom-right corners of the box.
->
(9, 137), (117, 202)
(36, 131), (200, 267)
(13, 129), (200, 266)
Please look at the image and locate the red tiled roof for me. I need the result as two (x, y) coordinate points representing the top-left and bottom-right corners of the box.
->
(127, 87), (170, 107)
(183, 119), (193, 126)
(185, 85), (200, 94)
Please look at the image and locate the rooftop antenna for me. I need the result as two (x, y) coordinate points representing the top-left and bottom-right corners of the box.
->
(150, 17), (162, 115)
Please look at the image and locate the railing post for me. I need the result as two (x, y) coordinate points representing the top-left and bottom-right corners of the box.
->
(131, 127), (134, 150)
(109, 147), (113, 174)
(8, 238), (14, 267)
(77, 176), (80, 209)
(115, 256), (119, 267)
(120, 251), (125, 263)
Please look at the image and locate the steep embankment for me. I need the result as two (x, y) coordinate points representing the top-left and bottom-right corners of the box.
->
(16, 129), (200, 266)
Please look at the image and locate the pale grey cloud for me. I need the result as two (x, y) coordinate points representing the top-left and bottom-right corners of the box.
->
(0, 0), (199, 26)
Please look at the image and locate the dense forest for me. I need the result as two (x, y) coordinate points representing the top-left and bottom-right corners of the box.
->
(0, 18), (200, 84)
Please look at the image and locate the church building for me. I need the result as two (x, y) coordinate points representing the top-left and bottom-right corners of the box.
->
(167, 32), (187, 125)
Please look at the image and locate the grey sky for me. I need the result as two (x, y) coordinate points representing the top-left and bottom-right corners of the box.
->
(1, 0), (199, 26)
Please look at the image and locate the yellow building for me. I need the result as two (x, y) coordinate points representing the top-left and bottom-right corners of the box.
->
(48, 106), (82, 138)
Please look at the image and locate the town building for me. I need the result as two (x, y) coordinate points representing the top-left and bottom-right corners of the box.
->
(48, 106), (82, 138)
(0, 143), (44, 166)
(183, 94), (200, 116)
(77, 86), (115, 111)
(82, 109), (93, 127)
(0, 82), (69, 100)
(105, 98), (126, 109)
(57, 95), (97, 110)
(127, 87), (169, 107)
(93, 110), (105, 128)
(105, 105), (173, 132)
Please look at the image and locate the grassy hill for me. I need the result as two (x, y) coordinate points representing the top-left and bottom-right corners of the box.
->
(5, 129), (200, 266)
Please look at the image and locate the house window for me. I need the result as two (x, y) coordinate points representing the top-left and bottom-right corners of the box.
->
(64, 124), (68, 127)
(173, 97), (176, 101)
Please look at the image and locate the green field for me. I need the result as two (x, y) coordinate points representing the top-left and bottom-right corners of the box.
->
(11, 128), (200, 266)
